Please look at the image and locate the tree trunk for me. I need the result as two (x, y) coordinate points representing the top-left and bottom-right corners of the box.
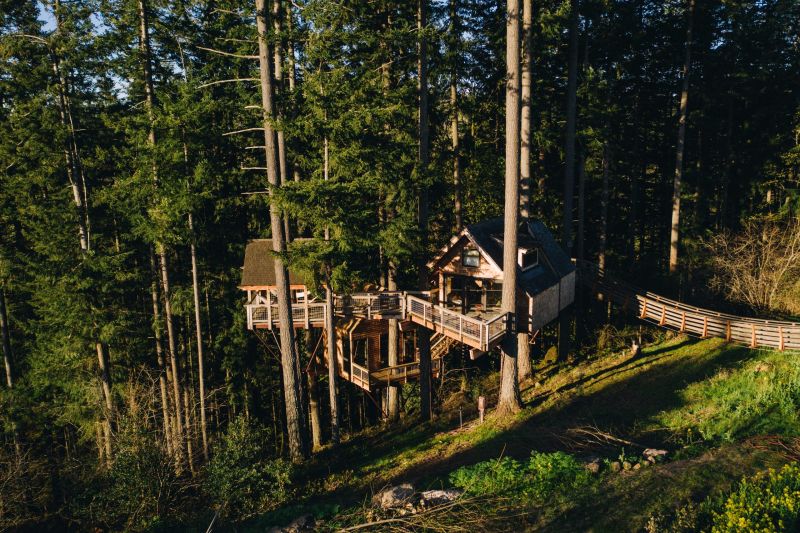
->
(255, 0), (308, 461)
(149, 251), (174, 456)
(599, 142), (609, 273)
(324, 278), (340, 443)
(497, 0), (523, 415)
(387, 267), (399, 422)
(669, 0), (695, 274)
(449, 0), (462, 230)
(1, 290), (12, 389)
(417, 0), (433, 422)
(557, 0), (579, 361)
(306, 330), (322, 449)
(51, 3), (90, 252)
(576, 153), (586, 262)
(519, 0), (533, 220)
(188, 213), (208, 462)
(181, 127), (208, 463)
(562, 0), (579, 252)
(95, 342), (113, 464)
(138, 0), (185, 466)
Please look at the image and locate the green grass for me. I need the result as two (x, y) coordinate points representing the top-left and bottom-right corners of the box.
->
(253, 335), (800, 531)
(656, 348), (800, 442)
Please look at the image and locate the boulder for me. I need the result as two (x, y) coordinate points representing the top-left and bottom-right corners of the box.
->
(585, 460), (601, 474)
(372, 484), (417, 510)
(419, 489), (463, 508)
(610, 461), (622, 472)
(622, 461), (632, 471)
(643, 448), (668, 463)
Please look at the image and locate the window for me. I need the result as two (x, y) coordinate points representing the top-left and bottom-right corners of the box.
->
(462, 248), (480, 268)
(519, 248), (538, 270)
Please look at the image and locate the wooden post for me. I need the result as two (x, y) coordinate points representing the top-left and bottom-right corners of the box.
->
(640, 300), (647, 319)
(726, 321), (731, 342)
(267, 290), (272, 327)
(702, 316), (708, 338)
(304, 287), (310, 329)
(779, 326), (784, 351)
(659, 306), (666, 326)
(680, 311), (686, 333)
(751, 324), (756, 348)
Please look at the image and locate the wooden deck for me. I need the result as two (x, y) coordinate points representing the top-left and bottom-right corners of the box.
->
(246, 291), (509, 352)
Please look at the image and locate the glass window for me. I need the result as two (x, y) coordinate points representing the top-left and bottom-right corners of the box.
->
(462, 248), (480, 267)
(520, 249), (538, 270)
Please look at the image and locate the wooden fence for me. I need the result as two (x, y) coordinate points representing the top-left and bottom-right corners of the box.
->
(576, 261), (800, 352)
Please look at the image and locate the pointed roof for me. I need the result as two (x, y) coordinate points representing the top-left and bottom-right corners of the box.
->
(240, 239), (310, 288)
(428, 217), (574, 296)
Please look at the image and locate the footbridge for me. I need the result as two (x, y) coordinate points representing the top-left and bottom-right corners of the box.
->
(576, 260), (800, 352)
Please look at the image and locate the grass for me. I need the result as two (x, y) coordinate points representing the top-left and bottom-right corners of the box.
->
(251, 335), (800, 531)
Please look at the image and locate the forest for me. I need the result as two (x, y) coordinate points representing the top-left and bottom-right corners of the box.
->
(1, 0), (800, 530)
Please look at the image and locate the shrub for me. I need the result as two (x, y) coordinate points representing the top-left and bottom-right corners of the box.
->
(524, 451), (591, 500)
(205, 417), (293, 520)
(93, 422), (184, 532)
(449, 451), (592, 502)
(711, 464), (800, 533)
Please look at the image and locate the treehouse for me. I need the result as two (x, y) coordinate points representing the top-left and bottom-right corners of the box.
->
(426, 217), (575, 334)
(240, 217), (573, 392)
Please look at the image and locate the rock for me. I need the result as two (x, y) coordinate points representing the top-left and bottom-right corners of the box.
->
(265, 515), (315, 533)
(372, 483), (417, 510)
(610, 461), (622, 472)
(585, 460), (601, 474)
(633, 462), (641, 470)
(622, 461), (632, 471)
(643, 448), (668, 463)
(419, 489), (463, 507)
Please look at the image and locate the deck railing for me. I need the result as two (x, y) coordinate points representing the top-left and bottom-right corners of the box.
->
(335, 292), (405, 319)
(576, 260), (800, 352)
(246, 296), (326, 329)
(405, 294), (507, 351)
(349, 361), (371, 391)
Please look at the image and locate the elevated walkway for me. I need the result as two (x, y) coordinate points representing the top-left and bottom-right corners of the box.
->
(576, 260), (800, 352)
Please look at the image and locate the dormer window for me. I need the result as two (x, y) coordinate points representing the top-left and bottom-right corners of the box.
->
(519, 248), (538, 271)
(462, 249), (480, 268)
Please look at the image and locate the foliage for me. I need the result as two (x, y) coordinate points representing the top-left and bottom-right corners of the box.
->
(205, 417), (294, 520)
(449, 451), (591, 502)
(92, 422), (184, 532)
(705, 217), (800, 315)
(652, 464), (800, 533)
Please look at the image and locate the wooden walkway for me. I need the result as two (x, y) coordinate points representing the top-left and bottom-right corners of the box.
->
(246, 291), (508, 352)
(576, 261), (800, 352)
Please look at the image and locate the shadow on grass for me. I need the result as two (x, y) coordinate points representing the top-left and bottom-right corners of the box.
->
(263, 338), (760, 526)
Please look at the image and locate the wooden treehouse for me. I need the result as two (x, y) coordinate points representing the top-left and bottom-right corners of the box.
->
(240, 219), (575, 394)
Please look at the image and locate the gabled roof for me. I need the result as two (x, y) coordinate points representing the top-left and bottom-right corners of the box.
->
(428, 217), (574, 296)
(241, 239), (309, 288)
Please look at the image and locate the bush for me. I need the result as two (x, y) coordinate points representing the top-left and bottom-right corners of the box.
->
(449, 451), (591, 502)
(205, 417), (293, 520)
(655, 464), (800, 533)
(92, 422), (184, 532)
(711, 464), (800, 532)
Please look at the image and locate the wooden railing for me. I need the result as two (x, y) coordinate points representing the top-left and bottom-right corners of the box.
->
(370, 358), (443, 384)
(576, 260), (800, 352)
(335, 292), (405, 319)
(405, 294), (507, 350)
(246, 295), (326, 329)
(349, 361), (372, 391)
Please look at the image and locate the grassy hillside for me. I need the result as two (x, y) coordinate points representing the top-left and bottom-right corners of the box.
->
(244, 335), (800, 531)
